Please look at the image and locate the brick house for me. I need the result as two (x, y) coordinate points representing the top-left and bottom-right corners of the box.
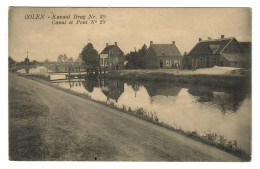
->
(100, 42), (124, 70)
(183, 35), (251, 69)
(144, 41), (182, 69)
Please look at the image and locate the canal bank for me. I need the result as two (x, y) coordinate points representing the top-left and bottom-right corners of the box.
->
(16, 73), (251, 161)
(10, 74), (245, 161)
(107, 69), (251, 89)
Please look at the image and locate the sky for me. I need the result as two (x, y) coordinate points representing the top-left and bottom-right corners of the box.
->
(8, 7), (252, 62)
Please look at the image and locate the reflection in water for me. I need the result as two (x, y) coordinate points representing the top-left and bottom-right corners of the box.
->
(82, 77), (99, 92)
(101, 79), (124, 102)
(51, 76), (251, 153)
(25, 67), (29, 74)
(188, 89), (214, 102)
(188, 88), (248, 113)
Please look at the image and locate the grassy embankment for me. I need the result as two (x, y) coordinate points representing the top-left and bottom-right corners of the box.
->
(9, 78), (50, 160)
(17, 73), (251, 161)
(107, 70), (251, 89)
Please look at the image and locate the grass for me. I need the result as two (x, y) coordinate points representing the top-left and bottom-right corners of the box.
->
(9, 80), (50, 160)
(17, 73), (251, 161)
(107, 70), (251, 89)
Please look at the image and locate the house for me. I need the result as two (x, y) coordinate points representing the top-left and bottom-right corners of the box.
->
(100, 42), (124, 70)
(239, 42), (252, 68)
(144, 41), (182, 69)
(183, 35), (251, 69)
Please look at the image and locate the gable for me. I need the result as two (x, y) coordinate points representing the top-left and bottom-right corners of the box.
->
(144, 46), (157, 59)
(110, 45), (124, 55)
(221, 38), (244, 54)
(188, 38), (232, 56)
(101, 45), (115, 54)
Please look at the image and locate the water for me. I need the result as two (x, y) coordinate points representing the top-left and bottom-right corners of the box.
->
(51, 75), (251, 153)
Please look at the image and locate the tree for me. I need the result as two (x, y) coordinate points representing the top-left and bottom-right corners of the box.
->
(138, 44), (148, 57)
(57, 54), (64, 62)
(63, 54), (67, 62)
(8, 56), (16, 67)
(137, 44), (148, 69)
(57, 54), (69, 62)
(125, 44), (147, 69)
(80, 43), (99, 68)
(125, 51), (140, 69)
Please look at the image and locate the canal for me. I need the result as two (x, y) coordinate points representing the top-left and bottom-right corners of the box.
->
(50, 75), (251, 153)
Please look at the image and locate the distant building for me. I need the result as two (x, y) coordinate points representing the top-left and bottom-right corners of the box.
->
(183, 35), (251, 69)
(24, 57), (30, 64)
(144, 41), (182, 69)
(24, 50), (30, 64)
(100, 42), (124, 70)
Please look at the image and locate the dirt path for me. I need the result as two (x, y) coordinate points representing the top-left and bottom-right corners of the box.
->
(9, 74), (242, 161)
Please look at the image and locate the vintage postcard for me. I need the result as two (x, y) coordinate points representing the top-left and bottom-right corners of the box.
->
(8, 7), (252, 161)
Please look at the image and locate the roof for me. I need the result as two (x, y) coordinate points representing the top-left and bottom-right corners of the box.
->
(188, 38), (234, 56)
(240, 42), (251, 54)
(101, 45), (115, 54)
(221, 53), (247, 62)
(150, 44), (182, 57)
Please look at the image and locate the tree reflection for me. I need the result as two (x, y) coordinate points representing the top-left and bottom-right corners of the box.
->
(188, 88), (248, 113)
(82, 77), (99, 92)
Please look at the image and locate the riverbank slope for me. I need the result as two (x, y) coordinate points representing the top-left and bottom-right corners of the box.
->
(9, 74), (243, 161)
(107, 69), (251, 88)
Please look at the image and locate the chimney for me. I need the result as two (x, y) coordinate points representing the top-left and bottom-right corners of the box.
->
(150, 41), (153, 45)
(172, 41), (175, 45)
(114, 42), (117, 46)
(221, 35), (225, 39)
(208, 37), (211, 40)
(106, 43), (109, 47)
(199, 38), (202, 41)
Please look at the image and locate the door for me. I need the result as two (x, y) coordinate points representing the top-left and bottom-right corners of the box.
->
(159, 60), (163, 69)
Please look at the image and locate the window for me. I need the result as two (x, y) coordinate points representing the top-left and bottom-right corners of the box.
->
(104, 58), (108, 66)
(166, 60), (170, 66)
(100, 58), (104, 66)
(115, 58), (119, 63)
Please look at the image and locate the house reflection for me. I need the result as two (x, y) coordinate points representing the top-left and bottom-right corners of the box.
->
(100, 79), (124, 102)
(144, 83), (182, 97)
(187, 89), (214, 102)
(187, 88), (248, 113)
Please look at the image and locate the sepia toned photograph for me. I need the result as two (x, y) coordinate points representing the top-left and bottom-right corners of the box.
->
(8, 7), (252, 161)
